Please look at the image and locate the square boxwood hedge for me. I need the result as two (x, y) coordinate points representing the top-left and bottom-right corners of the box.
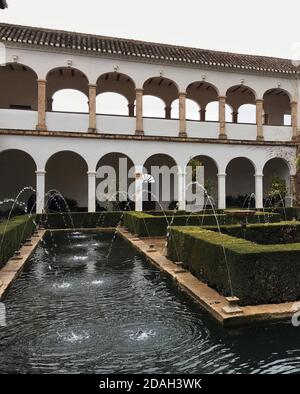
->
(204, 221), (300, 245)
(0, 215), (36, 268)
(167, 226), (300, 306)
(124, 211), (281, 237)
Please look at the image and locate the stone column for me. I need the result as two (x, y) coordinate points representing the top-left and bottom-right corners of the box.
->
(179, 92), (187, 137)
(88, 84), (97, 133)
(36, 79), (47, 131)
(87, 171), (96, 213)
(36, 170), (46, 214)
(232, 111), (238, 123)
(255, 174), (264, 209)
(290, 175), (296, 207)
(177, 170), (186, 211)
(135, 171), (143, 211)
(165, 106), (172, 119)
(128, 103), (135, 117)
(200, 109), (206, 122)
(217, 173), (226, 209)
(256, 99), (264, 141)
(135, 88), (144, 135)
(291, 101), (298, 140)
(218, 96), (227, 139)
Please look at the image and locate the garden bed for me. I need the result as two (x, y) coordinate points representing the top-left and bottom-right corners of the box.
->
(0, 215), (36, 268)
(167, 225), (300, 306)
(124, 211), (281, 237)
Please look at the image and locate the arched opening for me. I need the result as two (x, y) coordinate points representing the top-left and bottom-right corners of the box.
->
(46, 67), (89, 112)
(186, 82), (218, 121)
(186, 155), (218, 209)
(143, 154), (178, 211)
(96, 153), (135, 211)
(96, 72), (135, 116)
(52, 89), (88, 113)
(226, 85), (256, 124)
(263, 89), (291, 126)
(263, 158), (291, 207)
(0, 150), (36, 215)
(226, 157), (255, 207)
(143, 77), (179, 119)
(238, 104), (256, 124)
(142, 95), (166, 118)
(0, 63), (38, 110)
(171, 98), (200, 120)
(46, 151), (88, 211)
(205, 101), (232, 122)
(96, 92), (129, 116)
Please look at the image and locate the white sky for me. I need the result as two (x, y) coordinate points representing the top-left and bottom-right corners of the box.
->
(1, 0), (298, 58)
(0, 0), (297, 121)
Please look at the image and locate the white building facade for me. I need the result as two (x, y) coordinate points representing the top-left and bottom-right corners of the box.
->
(0, 23), (298, 213)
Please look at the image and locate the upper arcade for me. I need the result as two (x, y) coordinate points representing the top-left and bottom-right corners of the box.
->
(0, 22), (299, 142)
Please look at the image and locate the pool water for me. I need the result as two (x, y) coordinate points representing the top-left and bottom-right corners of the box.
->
(0, 231), (300, 374)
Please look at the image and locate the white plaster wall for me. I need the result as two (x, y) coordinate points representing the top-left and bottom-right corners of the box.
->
(263, 125), (293, 141)
(226, 123), (257, 141)
(186, 121), (219, 139)
(0, 134), (296, 176)
(144, 118), (178, 137)
(46, 111), (89, 132)
(97, 115), (135, 134)
(0, 109), (37, 130)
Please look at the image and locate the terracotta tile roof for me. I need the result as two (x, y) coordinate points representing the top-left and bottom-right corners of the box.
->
(0, 1), (7, 9)
(0, 22), (298, 76)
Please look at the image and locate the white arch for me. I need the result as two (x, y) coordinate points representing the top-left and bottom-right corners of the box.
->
(96, 92), (129, 116)
(52, 89), (89, 113)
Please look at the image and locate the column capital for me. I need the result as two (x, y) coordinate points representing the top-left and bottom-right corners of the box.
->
(218, 95), (226, 100)
(135, 88), (144, 94)
(87, 171), (97, 176)
(217, 173), (227, 177)
(179, 91), (187, 97)
(256, 98), (264, 103)
(255, 173), (264, 178)
(36, 170), (46, 175)
(88, 83), (97, 89)
(37, 79), (47, 85)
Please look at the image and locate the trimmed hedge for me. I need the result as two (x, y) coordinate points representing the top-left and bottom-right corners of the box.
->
(124, 211), (281, 237)
(204, 221), (300, 245)
(0, 215), (36, 268)
(167, 226), (300, 305)
(264, 207), (300, 221)
(37, 212), (124, 229)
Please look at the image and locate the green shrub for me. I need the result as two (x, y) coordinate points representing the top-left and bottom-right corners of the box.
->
(124, 211), (281, 237)
(0, 215), (36, 268)
(167, 226), (300, 306)
(204, 221), (300, 245)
